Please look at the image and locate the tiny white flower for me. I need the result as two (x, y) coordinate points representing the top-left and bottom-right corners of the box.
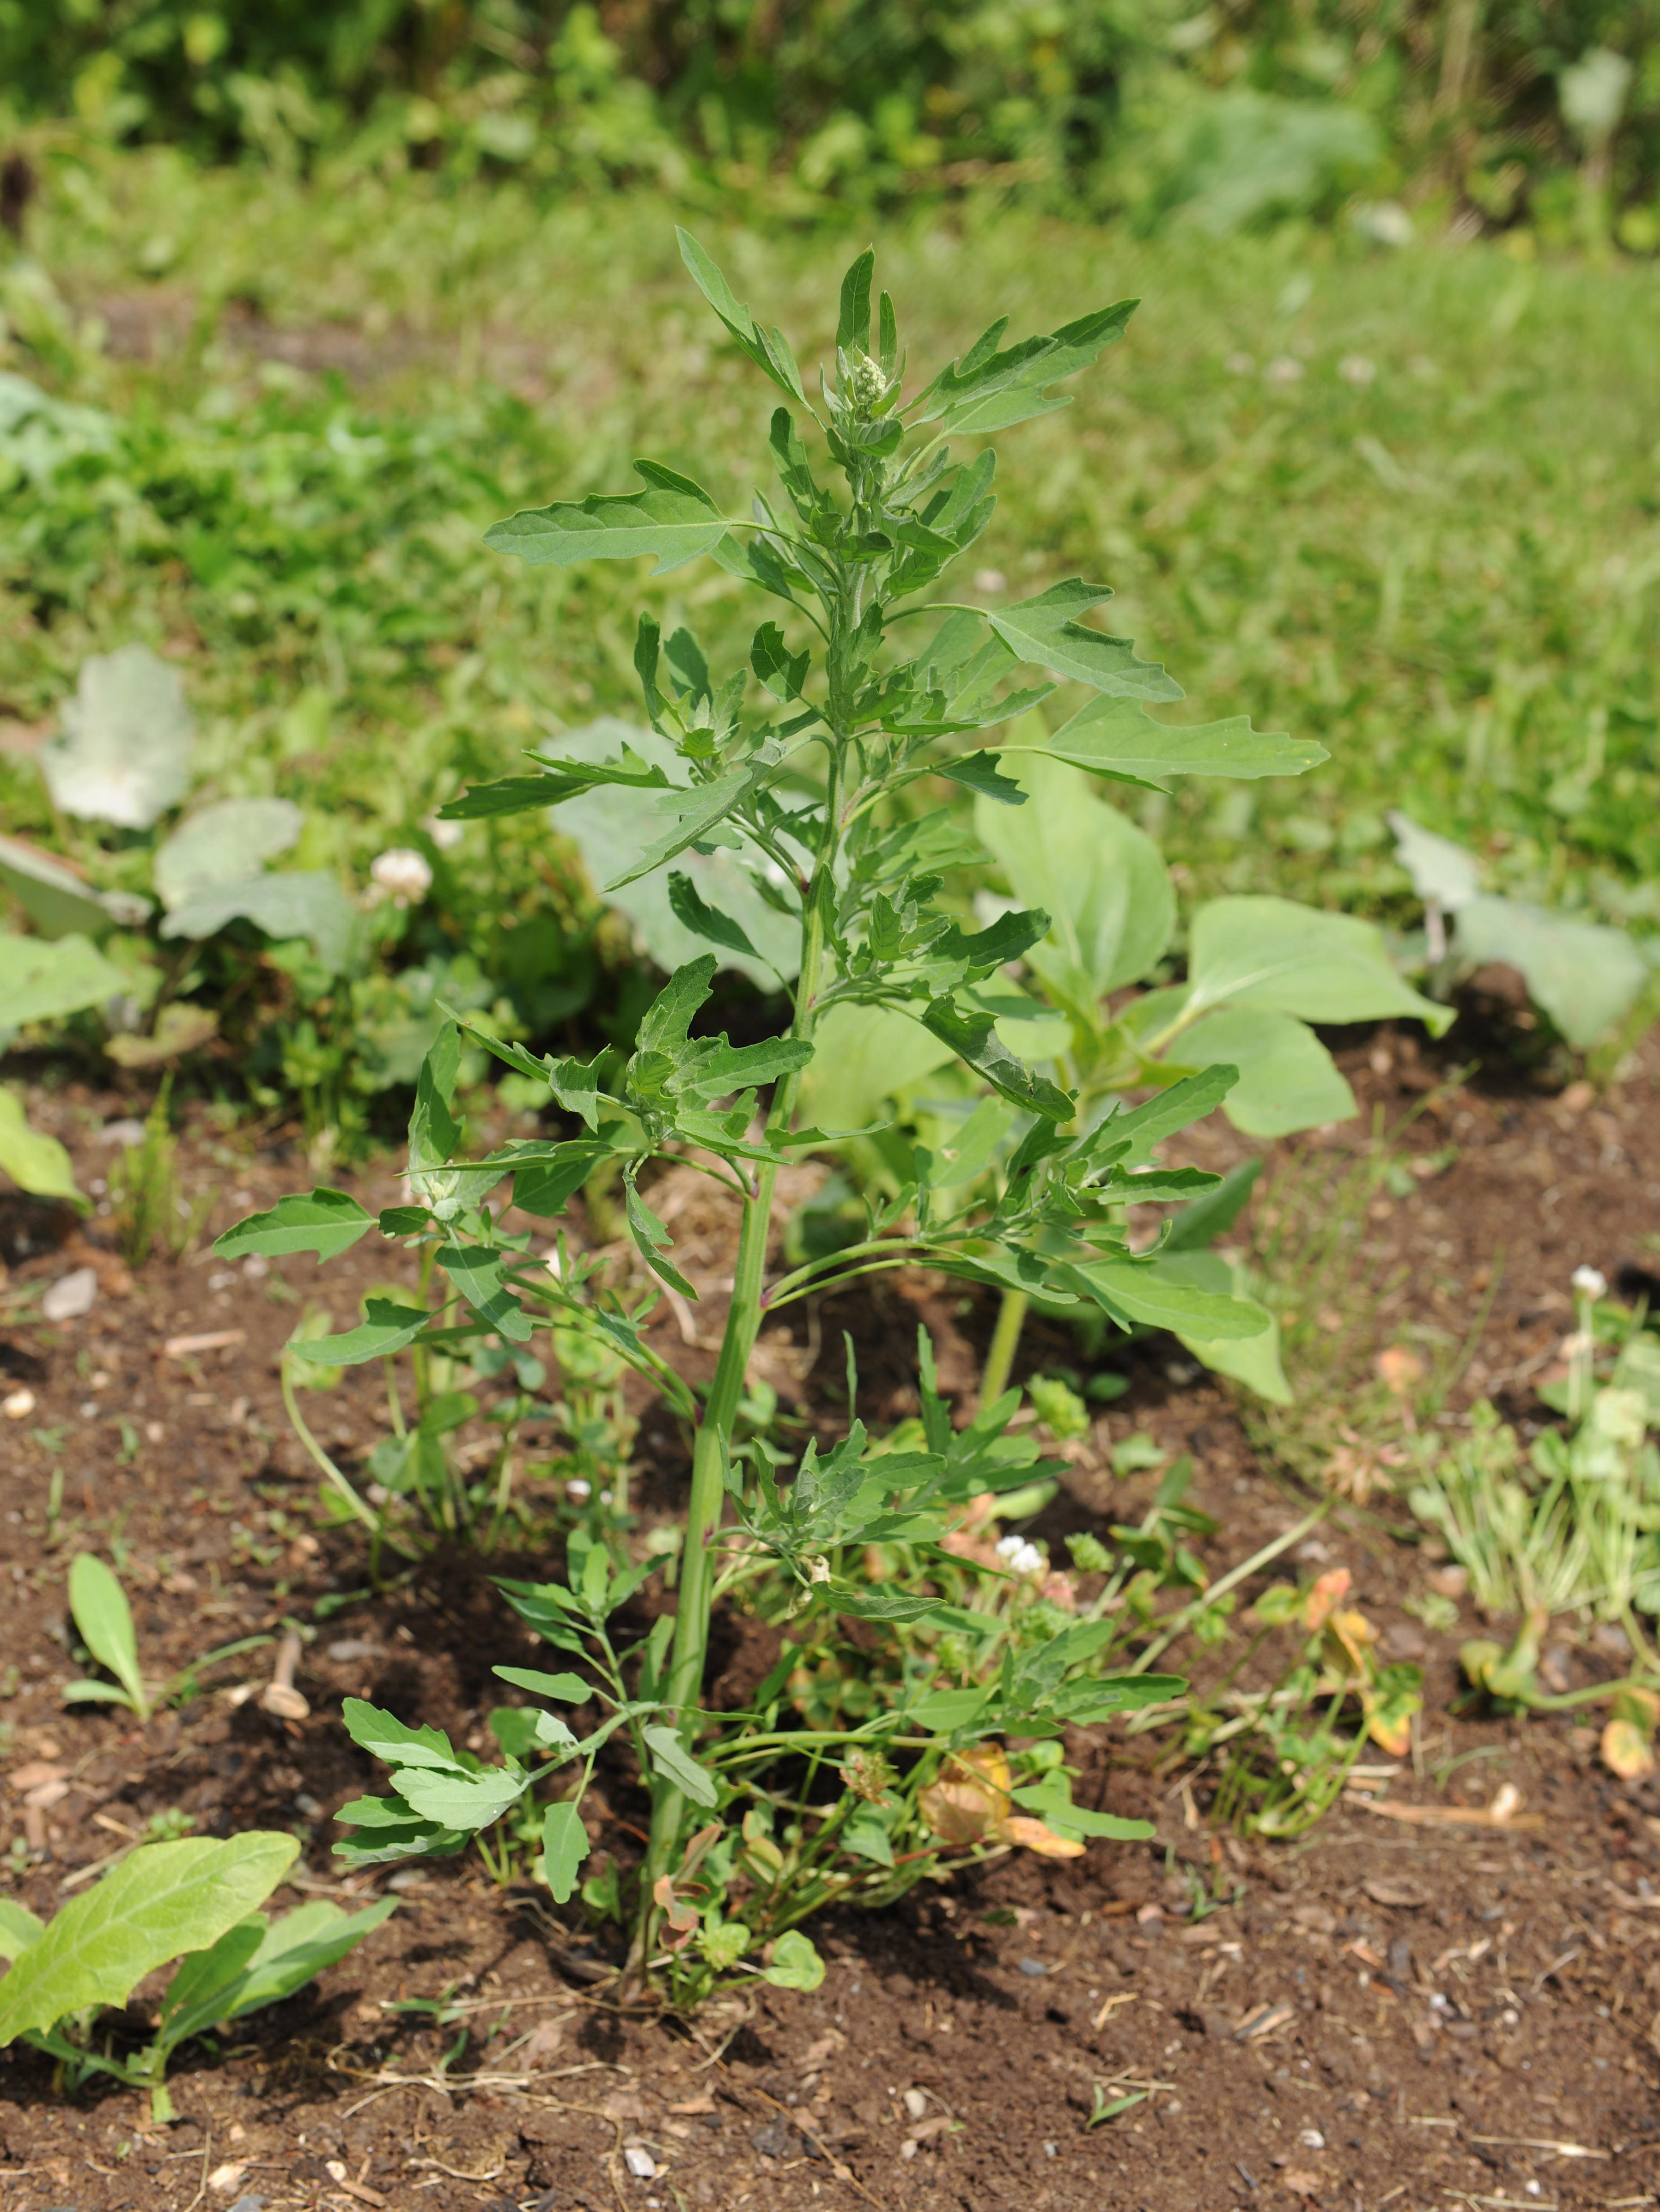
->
(994, 1533), (1023, 1562)
(370, 847), (433, 901)
(422, 814), (465, 851)
(1339, 354), (1376, 386)
(996, 1534), (1045, 1577)
(1572, 1265), (1607, 1301)
(1266, 355), (1305, 385)
(566, 1478), (592, 1503)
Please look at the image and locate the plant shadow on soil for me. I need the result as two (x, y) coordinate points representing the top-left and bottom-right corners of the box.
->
(3, 1026), (1660, 2210)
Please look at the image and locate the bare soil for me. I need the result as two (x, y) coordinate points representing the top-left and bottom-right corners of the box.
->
(3, 1028), (1660, 2212)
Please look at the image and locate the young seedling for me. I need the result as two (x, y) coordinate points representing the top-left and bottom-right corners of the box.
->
(62, 1553), (270, 1722)
(228, 237), (1397, 1993)
(0, 1833), (394, 2120)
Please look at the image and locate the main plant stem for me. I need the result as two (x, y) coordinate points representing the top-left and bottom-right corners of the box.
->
(631, 768), (840, 1975)
(979, 1288), (1028, 1409)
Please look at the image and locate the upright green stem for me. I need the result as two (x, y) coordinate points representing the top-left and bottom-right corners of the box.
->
(633, 769), (841, 1962)
(979, 1288), (1029, 1408)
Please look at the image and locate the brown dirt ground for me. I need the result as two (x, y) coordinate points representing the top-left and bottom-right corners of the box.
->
(3, 1025), (1660, 2212)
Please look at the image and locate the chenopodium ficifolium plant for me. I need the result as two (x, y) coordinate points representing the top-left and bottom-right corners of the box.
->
(0, 1833), (394, 2120)
(223, 235), (1366, 1994)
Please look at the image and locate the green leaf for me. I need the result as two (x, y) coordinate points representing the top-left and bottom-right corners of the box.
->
(761, 1929), (826, 1991)
(937, 750), (1028, 806)
(68, 1555), (147, 1717)
(153, 798), (303, 912)
(1454, 895), (1648, 1051)
(642, 1723), (720, 1809)
(214, 1188), (373, 1264)
(823, 1580), (949, 1622)
(990, 581), (1181, 702)
(441, 747), (669, 820)
(0, 1898), (45, 1962)
(637, 954), (717, 1052)
(1051, 1672), (1186, 1721)
(837, 247), (875, 354)
(668, 872), (763, 964)
(40, 643), (193, 830)
(1177, 1007), (1355, 1138)
(285, 1298), (433, 1367)
(1150, 1248), (1292, 1406)
(551, 720), (800, 990)
(339, 1700), (467, 1774)
(606, 762), (775, 891)
(976, 751), (1173, 1004)
(1047, 695), (1326, 787)
(1186, 897), (1454, 1034)
(1067, 1255), (1270, 1340)
(164, 1898), (397, 2048)
(1094, 1065), (1239, 1165)
(485, 462), (729, 576)
(0, 832), (134, 939)
(676, 229), (807, 403)
(841, 1809), (895, 1867)
(160, 870), (359, 974)
(797, 1002), (955, 1131)
(540, 1800), (591, 1903)
(492, 1666), (591, 1703)
(625, 1178), (697, 1299)
(915, 300), (1136, 436)
(1009, 1788), (1153, 1841)
(1388, 811), (1482, 910)
(0, 930), (125, 1028)
(0, 1087), (84, 1207)
(435, 1243), (533, 1342)
(390, 1765), (526, 1830)
(1163, 1158), (1263, 1253)
(922, 997), (1073, 1121)
(331, 1792), (469, 1866)
(511, 1139), (616, 1218)
(0, 1834), (298, 2046)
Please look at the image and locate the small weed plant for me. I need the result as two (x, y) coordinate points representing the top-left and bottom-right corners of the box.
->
(226, 238), (1427, 1994)
(0, 1833), (391, 2120)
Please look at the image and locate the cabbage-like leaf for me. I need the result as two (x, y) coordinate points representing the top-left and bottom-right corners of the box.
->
(40, 645), (193, 829)
(0, 931), (126, 1029)
(153, 798), (304, 911)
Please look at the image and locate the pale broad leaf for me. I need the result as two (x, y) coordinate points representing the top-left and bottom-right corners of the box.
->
(1454, 895), (1649, 1050)
(0, 931), (125, 1029)
(1186, 896), (1454, 1034)
(153, 798), (304, 911)
(1175, 1006), (1355, 1137)
(160, 871), (359, 974)
(1151, 1248), (1292, 1405)
(975, 751), (1173, 1004)
(0, 1087), (83, 1206)
(1387, 811), (1482, 911)
(0, 1835), (298, 2046)
(40, 644), (193, 830)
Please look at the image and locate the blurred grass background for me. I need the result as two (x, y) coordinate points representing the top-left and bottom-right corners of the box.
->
(1, 4), (1657, 1132)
